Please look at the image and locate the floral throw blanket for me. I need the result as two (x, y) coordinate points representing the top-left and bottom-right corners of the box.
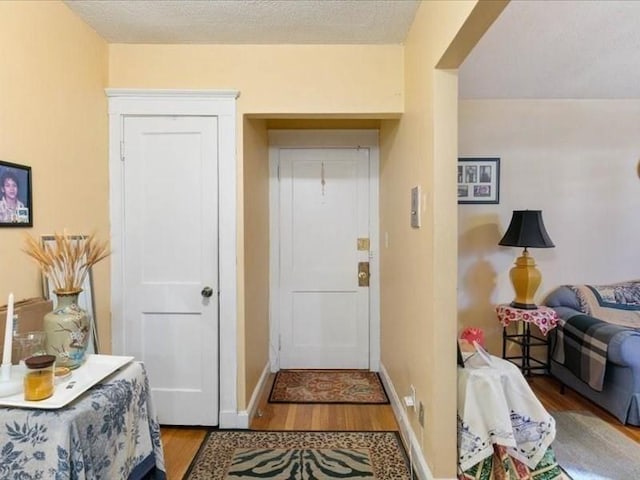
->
(571, 282), (640, 328)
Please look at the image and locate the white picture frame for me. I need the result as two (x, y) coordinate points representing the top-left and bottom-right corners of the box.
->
(40, 234), (99, 354)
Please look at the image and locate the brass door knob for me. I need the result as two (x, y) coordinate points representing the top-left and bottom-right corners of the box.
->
(358, 262), (370, 287)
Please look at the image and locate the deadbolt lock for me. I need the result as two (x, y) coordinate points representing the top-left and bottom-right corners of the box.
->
(357, 238), (370, 251)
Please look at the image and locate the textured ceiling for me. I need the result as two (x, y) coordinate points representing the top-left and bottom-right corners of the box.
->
(64, 0), (421, 44)
(459, 0), (640, 99)
(64, 0), (640, 98)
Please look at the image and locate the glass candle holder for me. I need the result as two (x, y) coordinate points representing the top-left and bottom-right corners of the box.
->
(13, 331), (47, 364)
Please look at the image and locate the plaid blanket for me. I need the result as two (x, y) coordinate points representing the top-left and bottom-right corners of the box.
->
(553, 314), (632, 391)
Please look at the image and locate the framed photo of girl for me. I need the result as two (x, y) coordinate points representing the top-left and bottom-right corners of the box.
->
(0, 160), (32, 227)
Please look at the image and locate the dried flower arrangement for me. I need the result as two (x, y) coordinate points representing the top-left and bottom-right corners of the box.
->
(23, 231), (110, 294)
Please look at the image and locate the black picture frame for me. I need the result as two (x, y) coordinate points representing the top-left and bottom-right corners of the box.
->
(0, 160), (33, 227)
(457, 157), (500, 205)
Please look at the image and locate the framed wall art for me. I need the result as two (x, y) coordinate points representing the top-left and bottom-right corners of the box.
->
(0, 160), (32, 226)
(458, 157), (500, 204)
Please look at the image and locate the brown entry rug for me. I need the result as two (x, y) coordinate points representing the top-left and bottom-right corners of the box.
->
(183, 430), (411, 480)
(269, 370), (389, 404)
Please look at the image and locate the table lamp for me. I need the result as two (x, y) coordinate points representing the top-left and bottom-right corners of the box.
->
(499, 210), (554, 309)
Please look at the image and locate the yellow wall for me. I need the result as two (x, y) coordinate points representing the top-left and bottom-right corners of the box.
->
(109, 43), (404, 407)
(0, 2), (109, 345)
(379, 1), (505, 476)
(267, 119), (381, 130)
(242, 117), (270, 402)
(109, 44), (403, 116)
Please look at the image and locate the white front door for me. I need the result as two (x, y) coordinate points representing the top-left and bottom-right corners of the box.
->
(122, 115), (219, 425)
(278, 147), (371, 369)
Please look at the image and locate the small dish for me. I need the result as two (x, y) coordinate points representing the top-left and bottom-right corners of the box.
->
(54, 367), (72, 383)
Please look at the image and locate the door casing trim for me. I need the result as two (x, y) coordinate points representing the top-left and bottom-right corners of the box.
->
(268, 129), (380, 372)
(106, 88), (239, 427)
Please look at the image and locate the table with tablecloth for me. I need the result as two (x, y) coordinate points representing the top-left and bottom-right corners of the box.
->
(457, 354), (567, 480)
(0, 360), (166, 479)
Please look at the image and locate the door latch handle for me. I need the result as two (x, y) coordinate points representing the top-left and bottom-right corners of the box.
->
(201, 286), (214, 298)
(358, 262), (370, 287)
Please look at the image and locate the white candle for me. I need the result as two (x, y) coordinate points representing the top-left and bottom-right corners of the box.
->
(2, 293), (13, 366)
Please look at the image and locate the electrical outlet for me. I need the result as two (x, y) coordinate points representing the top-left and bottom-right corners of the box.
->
(409, 385), (416, 412)
(418, 401), (424, 427)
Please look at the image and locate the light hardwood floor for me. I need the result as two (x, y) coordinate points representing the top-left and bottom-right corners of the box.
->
(160, 373), (640, 479)
(160, 427), (208, 479)
(527, 374), (640, 443)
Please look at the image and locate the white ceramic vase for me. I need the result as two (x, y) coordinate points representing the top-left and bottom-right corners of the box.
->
(43, 290), (89, 369)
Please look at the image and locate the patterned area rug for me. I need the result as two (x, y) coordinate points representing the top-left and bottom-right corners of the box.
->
(269, 370), (389, 404)
(552, 410), (640, 479)
(183, 431), (411, 479)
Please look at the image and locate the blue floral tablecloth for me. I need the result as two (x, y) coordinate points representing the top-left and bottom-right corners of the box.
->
(0, 361), (166, 479)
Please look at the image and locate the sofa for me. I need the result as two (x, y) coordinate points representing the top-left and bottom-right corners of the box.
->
(544, 281), (640, 425)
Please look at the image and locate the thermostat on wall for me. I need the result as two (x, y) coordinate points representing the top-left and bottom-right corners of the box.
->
(411, 186), (421, 228)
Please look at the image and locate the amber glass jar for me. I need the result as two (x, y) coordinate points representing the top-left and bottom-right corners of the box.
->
(24, 355), (56, 401)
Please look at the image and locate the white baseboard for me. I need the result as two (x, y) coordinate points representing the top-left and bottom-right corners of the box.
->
(379, 363), (433, 480)
(219, 362), (270, 429)
(219, 410), (243, 428)
(232, 362), (271, 429)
